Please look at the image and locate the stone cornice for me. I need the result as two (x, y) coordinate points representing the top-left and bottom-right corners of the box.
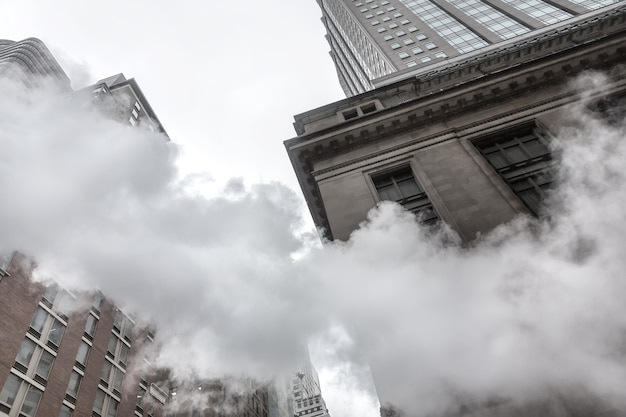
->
(285, 17), (626, 240)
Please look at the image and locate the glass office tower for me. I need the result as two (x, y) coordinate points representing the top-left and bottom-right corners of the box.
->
(316, 0), (623, 96)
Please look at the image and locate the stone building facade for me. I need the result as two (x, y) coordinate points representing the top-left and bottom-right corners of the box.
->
(286, 5), (626, 243)
(286, 7), (626, 415)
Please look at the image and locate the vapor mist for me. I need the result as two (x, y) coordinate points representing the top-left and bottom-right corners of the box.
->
(1, 73), (626, 416)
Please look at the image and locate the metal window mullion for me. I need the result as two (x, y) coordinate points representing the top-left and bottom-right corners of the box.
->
(513, 136), (533, 159)
(527, 177), (546, 197)
(493, 142), (514, 165)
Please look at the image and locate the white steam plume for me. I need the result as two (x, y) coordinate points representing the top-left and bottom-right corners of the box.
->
(1, 71), (625, 417)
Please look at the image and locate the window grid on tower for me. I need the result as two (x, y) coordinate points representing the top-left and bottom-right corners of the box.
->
(498, 0), (573, 25)
(567, 0), (620, 10)
(399, 0), (489, 53)
(450, 0), (530, 39)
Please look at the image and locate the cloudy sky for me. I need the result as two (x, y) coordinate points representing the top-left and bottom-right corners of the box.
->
(0, 0), (345, 192)
(2, 2), (626, 417)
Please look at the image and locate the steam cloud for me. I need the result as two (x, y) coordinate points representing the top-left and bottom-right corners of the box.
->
(1, 72), (625, 416)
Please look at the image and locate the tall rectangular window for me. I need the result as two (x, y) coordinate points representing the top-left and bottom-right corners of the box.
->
(474, 128), (554, 215)
(372, 166), (438, 224)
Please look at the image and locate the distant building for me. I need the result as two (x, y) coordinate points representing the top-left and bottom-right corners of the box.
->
(291, 364), (330, 417)
(0, 37), (70, 88)
(86, 73), (168, 136)
(286, 4), (626, 415)
(0, 37), (274, 417)
(0, 253), (165, 417)
(316, 0), (623, 96)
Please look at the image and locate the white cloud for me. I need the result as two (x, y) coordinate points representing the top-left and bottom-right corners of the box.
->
(2, 68), (626, 417)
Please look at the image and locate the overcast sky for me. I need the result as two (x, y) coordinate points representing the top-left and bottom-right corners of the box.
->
(0, 0), (345, 192)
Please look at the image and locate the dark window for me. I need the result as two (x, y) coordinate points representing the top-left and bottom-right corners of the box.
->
(474, 128), (554, 215)
(372, 167), (438, 224)
(342, 109), (358, 120)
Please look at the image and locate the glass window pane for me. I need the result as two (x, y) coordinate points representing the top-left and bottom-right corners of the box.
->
(36, 350), (55, 380)
(85, 314), (97, 337)
(376, 184), (400, 201)
(67, 371), (82, 397)
(92, 292), (104, 311)
(113, 369), (124, 392)
(107, 335), (118, 356)
(20, 385), (43, 416)
(30, 308), (48, 334)
(59, 404), (73, 417)
(106, 398), (119, 417)
(397, 177), (421, 198)
(16, 339), (37, 368)
(0, 374), (21, 406)
(48, 319), (65, 346)
(76, 342), (90, 366)
(136, 386), (146, 406)
(43, 285), (58, 304)
(122, 322), (133, 342)
(119, 344), (130, 366)
(93, 390), (105, 414)
(101, 361), (112, 383)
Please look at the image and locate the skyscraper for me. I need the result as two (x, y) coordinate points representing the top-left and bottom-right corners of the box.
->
(0, 37), (70, 88)
(317, 0), (623, 96)
(286, 4), (626, 415)
(292, 364), (330, 417)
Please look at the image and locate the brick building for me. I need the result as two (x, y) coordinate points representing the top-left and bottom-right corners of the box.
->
(0, 38), (272, 417)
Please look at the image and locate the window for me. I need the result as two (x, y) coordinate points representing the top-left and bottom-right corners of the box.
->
(372, 167), (438, 224)
(412, 46), (423, 54)
(377, 27), (387, 32)
(66, 371), (82, 399)
(382, 16), (391, 21)
(92, 292), (104, 314)
(403, 38), (415, 45)
(407, 25), (418, 32)
(474, 128), (554, 215)
(400, 19), (410, 25)
(0, 374), (43, 417)
(398, 51), (410, 59)
(342, 109), (358, 120)
(371, 19), (380, 25)
(421, 56), (432, 62)
(388, 23), (398, 28)
(390, 42), (401, 50)
(383, 34), (394, 40)
(434, 51), (447, 58)
(100, 358), (125, 396)
(42, 285), (58, 307)
(85, 313), (98, 340)
(75, 341), (90, 370)
(395, 30), (406, 37)
(59, 404), (73, 417)
(406, 61), (418, 67)
(107, 334), (131, 368)
(93, 389), (119, 417)
(13, 337), (55, 386)
(425, 42), (437, 49)
(416, 33), (427, 40)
